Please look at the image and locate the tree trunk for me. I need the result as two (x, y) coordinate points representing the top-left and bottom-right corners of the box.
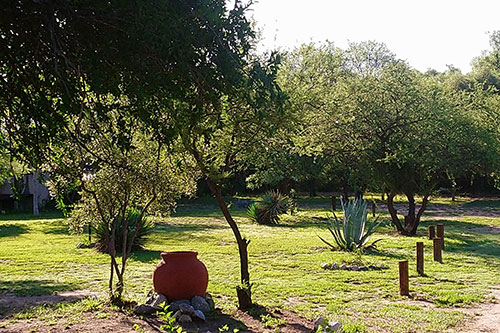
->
(206, 178), (252, 310)
(387, 193), (404, 233)
(388, 192), (430, 236)
(308, 179), (317, 197)
(31, 172), (40, 217)
(331, 195), (337, 211)
(277, 178), (292, 196)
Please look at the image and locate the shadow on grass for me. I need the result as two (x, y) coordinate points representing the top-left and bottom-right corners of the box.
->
(0, 279), (79, 298)
(153, 221), (226, 234)
(130, 249), (163, 263)
(462, 199), (500, 209)
(0, 211), (64, 222)
(42, 223), (70, 235)
(0, 224), (27, 238)
(420, 219), (500, 259)
(0, 284), (91, 318)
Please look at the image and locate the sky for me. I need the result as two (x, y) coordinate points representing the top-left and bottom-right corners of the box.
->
(249, 0), (500, 73)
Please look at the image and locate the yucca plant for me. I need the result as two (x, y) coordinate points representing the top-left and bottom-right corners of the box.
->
(95, 208), (154, 253)
(319, 198), (383, 251)
(247, 190), (288, 225)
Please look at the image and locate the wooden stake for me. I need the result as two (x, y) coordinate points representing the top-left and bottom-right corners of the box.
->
(433, 237), (442, 263)
(416, 242), (424, 276)
(436, 224), (444, 249)
(371, 200), (376, 217)
(399, 260), (409, 296)
(428, 225), (435, 240)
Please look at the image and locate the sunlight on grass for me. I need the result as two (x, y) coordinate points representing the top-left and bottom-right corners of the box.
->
(1, 196), (499, 332)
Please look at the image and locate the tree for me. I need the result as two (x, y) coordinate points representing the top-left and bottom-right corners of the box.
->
(44, 109), (197, 301)
(277, 42), (500, 235)
(1, 0), (283, 309)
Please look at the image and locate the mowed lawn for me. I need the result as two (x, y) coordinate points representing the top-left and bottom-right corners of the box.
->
(1, 196), (500, 332)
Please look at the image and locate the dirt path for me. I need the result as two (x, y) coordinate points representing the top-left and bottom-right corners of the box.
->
(460, 288), (500, 333)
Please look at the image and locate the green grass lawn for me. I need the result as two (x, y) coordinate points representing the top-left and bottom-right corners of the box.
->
(1, 196), (500, 332)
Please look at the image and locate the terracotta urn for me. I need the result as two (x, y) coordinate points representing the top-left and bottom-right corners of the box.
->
(153, 251), (208, 301)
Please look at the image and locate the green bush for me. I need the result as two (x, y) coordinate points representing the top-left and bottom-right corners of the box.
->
(319, 198), (383, 251)
(95, 208), (154, 253)
(247, 190), (288, 225)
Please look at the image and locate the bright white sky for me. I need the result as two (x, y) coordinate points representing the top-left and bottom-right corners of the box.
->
(249, 0), (500, 73)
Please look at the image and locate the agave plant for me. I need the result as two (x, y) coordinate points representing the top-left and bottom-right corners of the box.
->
(319, 198), (383, 251)
(95, 208), (154, 253)
(247, 190), (288, 225)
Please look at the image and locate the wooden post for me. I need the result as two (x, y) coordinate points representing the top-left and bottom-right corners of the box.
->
(416, 242), (424, 276)
(436, 224), (444, 249)
(433, 238), (442, 263)
(399, 260), (409, 296)
(428, 225), (435, 240)
(371, 200), (376, 217)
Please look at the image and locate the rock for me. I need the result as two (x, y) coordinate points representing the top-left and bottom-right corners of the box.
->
(169, 300), (191, 312)
(339, 264), (347, 270)
(204, 294), (215, 311)
(173, 310), (183, 320)
(351, 265), (360, 271)
(360, 266), (369, 271)
(178, 314), (193, 323)
(133, 304), (158, 316)
(151, 293), (168, 308)
(313, 316), (326, 330)
(368, 265), (377, 270)
(192, 309), (206, 321)
(76, 242), (86, 249)
(328, 321), (343, 332)
(331, 263), (339, 270)
(88, 243), (96, 248)
(191, 296), (211, 313)
(179, 303), (195, 315)
(321, 262), (330, 269)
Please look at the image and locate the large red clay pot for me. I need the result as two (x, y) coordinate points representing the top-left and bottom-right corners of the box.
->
(153, 251), (208, 301)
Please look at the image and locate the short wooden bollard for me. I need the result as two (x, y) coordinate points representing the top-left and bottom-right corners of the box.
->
(399, 260), (409, 296)
(371, 201), (376, 217)
(416, 242), (424, 276)
(428, 225), (435, 240)
(433, 237), (442, 263)
(436, 223), (444, 249)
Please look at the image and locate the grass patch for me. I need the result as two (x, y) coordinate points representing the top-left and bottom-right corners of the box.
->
(1, 197), (499, 332)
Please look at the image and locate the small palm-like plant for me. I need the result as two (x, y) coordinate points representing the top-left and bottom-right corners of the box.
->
(319, 198), (383, 251)
(247, 190), (288, 225)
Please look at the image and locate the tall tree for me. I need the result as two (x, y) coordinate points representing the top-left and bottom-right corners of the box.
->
(1, 0), (284, 309)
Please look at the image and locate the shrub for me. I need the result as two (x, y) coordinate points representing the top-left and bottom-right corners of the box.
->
(319, 198), (383, 251)
(247, 190), (288, 225)
(95, 208), (154, 253)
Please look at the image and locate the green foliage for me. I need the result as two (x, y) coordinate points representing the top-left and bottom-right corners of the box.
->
(157, 302), (184, 333)
(319, 198), (383, 251)
(93, 208), (154, 254)
(247, 190), (288, 225)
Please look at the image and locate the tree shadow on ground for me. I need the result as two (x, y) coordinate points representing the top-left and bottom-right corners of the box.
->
(130, 249), (163, 263)
(420, 219), (500, 259)
(0, 211), (64, 222)
(0, 280), (87, 318)
(0, 279), (79, 297)
(0, 224), (27, 238)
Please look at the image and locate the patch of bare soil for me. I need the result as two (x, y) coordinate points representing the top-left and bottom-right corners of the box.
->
(459, 288), (500, 333)
(0, 290), (101, 318)
(0, 295), (313, 333)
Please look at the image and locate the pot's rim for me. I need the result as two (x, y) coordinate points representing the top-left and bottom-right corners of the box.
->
(161, 251), (198, 260)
